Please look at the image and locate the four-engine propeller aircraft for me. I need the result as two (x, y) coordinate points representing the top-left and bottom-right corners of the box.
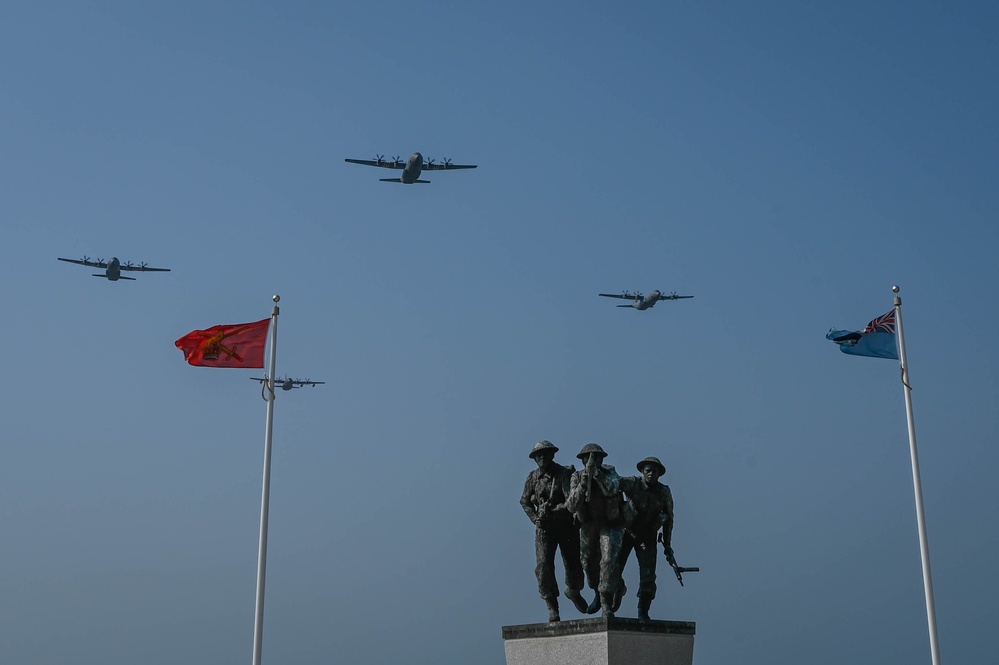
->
(344, 152), (477, 184)
(251, 376), (325, 391)
(598, 289), (694, 310)
(57, 256), (171, 281)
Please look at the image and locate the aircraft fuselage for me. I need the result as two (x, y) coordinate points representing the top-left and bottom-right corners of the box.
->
(400, 152), (424, 184)
(633, 290), (663, 310)
(104, 257), (122, 281)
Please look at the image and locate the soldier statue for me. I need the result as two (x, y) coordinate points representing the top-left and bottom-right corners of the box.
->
(520, 440), (589, 622)
(565, 443), (630, 617)
(619, 456), (675, 622)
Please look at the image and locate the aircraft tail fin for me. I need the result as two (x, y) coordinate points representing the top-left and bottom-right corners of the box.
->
(118, 275), (136, 280)
(379, 178), (404, 182)
(616, 304), (633, 308)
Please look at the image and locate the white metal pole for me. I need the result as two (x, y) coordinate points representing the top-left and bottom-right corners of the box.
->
(252, 296), (280, 665)
(893, 286), (942, 665)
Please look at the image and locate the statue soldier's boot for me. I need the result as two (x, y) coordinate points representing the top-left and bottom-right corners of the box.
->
(544, 596), (561, 622)
(637, 596), (653, 623)
(612, 581), (627, 613)
(565, 588), (589, 614)
(600, 592), (616, 618)
(585, 593), (601, 615)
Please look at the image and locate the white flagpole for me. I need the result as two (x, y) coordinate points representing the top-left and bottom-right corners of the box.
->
(252, 295), (281, 665)
(893, 285), (942, 665)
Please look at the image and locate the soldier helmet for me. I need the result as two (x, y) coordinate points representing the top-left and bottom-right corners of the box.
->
(576, 443), (608, 460)
(529, 440), (559, 459)
(636, 456), (666, 476)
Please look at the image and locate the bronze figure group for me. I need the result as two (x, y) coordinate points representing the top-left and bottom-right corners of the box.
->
(521, 440), (692, 623)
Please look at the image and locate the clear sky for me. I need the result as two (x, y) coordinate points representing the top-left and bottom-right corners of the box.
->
(2, 2), (997, 664)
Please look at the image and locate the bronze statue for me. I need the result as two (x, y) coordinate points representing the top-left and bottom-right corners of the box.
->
(565, 443), (630, 617)
(619, 456), (675, 622)
(520, 440), (589, 622)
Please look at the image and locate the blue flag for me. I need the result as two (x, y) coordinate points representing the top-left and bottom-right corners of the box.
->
(827, 309), (899, 360)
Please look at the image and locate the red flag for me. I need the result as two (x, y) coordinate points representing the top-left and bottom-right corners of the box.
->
(175, 318), (270, 368)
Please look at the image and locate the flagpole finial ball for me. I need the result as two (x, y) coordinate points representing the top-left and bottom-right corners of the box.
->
(892, 285), (900, 293)
(272, 295), (280, 302)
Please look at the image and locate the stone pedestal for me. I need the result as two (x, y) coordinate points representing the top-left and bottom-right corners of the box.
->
(502, 617), (695, 665)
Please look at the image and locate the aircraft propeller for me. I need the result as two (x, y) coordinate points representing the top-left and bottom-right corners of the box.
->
(374, 154), (385, 164)
(123, 261), (134, 269)
(96, 257), (105, 265)
(425, 157), (435, 167)
(139, 261), (149, 270)
(392, 155), (402, 164)
(82, 255), (91, 263)
(442, 157), (452, 167)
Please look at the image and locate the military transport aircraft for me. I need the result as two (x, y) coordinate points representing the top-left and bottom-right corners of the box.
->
(598, 290), (694, 310)
(344, 152), (477, 183)
(251, 376), (325, 391)
(57, 256), (171, 281)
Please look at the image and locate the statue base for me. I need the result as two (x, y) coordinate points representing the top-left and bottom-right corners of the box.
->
(502, 617), (695, 665)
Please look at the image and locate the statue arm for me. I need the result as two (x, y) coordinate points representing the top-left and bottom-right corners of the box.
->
(565, 472), (582, 513)
(618, 475), (636, 496)
(660, 486), (675, 549)
(520, 474), (539, 524)
(548, 467), (572, 516)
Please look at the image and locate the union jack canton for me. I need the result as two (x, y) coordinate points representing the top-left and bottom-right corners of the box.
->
(863, 309), (896, 334)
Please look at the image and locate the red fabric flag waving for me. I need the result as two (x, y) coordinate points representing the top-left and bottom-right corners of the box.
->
(175, 318), (270, 368)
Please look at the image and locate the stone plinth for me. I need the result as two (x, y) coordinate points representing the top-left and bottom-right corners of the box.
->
(502, 617), (695, 665)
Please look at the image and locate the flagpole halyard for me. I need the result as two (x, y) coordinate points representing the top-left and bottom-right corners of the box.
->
(252, 295), (280, 665)
(893, 286), (942, 665)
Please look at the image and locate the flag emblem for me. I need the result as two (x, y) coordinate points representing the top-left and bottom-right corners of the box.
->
(175, 318), (270, 368)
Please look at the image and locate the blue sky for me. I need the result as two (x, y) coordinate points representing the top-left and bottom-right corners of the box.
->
(2, 2), (997, 664)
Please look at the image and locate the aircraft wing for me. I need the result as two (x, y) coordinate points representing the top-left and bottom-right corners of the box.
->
(657, 294), (694, 301)
(120, 263), (171, 272)
(422, 162), (477, 171)
(58, 257), (106, 268)
(598, 293), (640, 301)
(345, 158), (405, 170)
(297, 380), (325, 386)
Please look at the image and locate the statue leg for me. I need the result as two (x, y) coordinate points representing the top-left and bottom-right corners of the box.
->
(613, 534), (635, 613)
(636, 543), (658, 622)
(579, 525), (602, 614)
(578, 525), (600, 592)
(545, 596), (560, 622)
(535, 527), (559, 610)
(597, 528), (624, 618)
(618, 532), (635, 577)
(637, 596), (653, 623)
(558, 525), (589, 614)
